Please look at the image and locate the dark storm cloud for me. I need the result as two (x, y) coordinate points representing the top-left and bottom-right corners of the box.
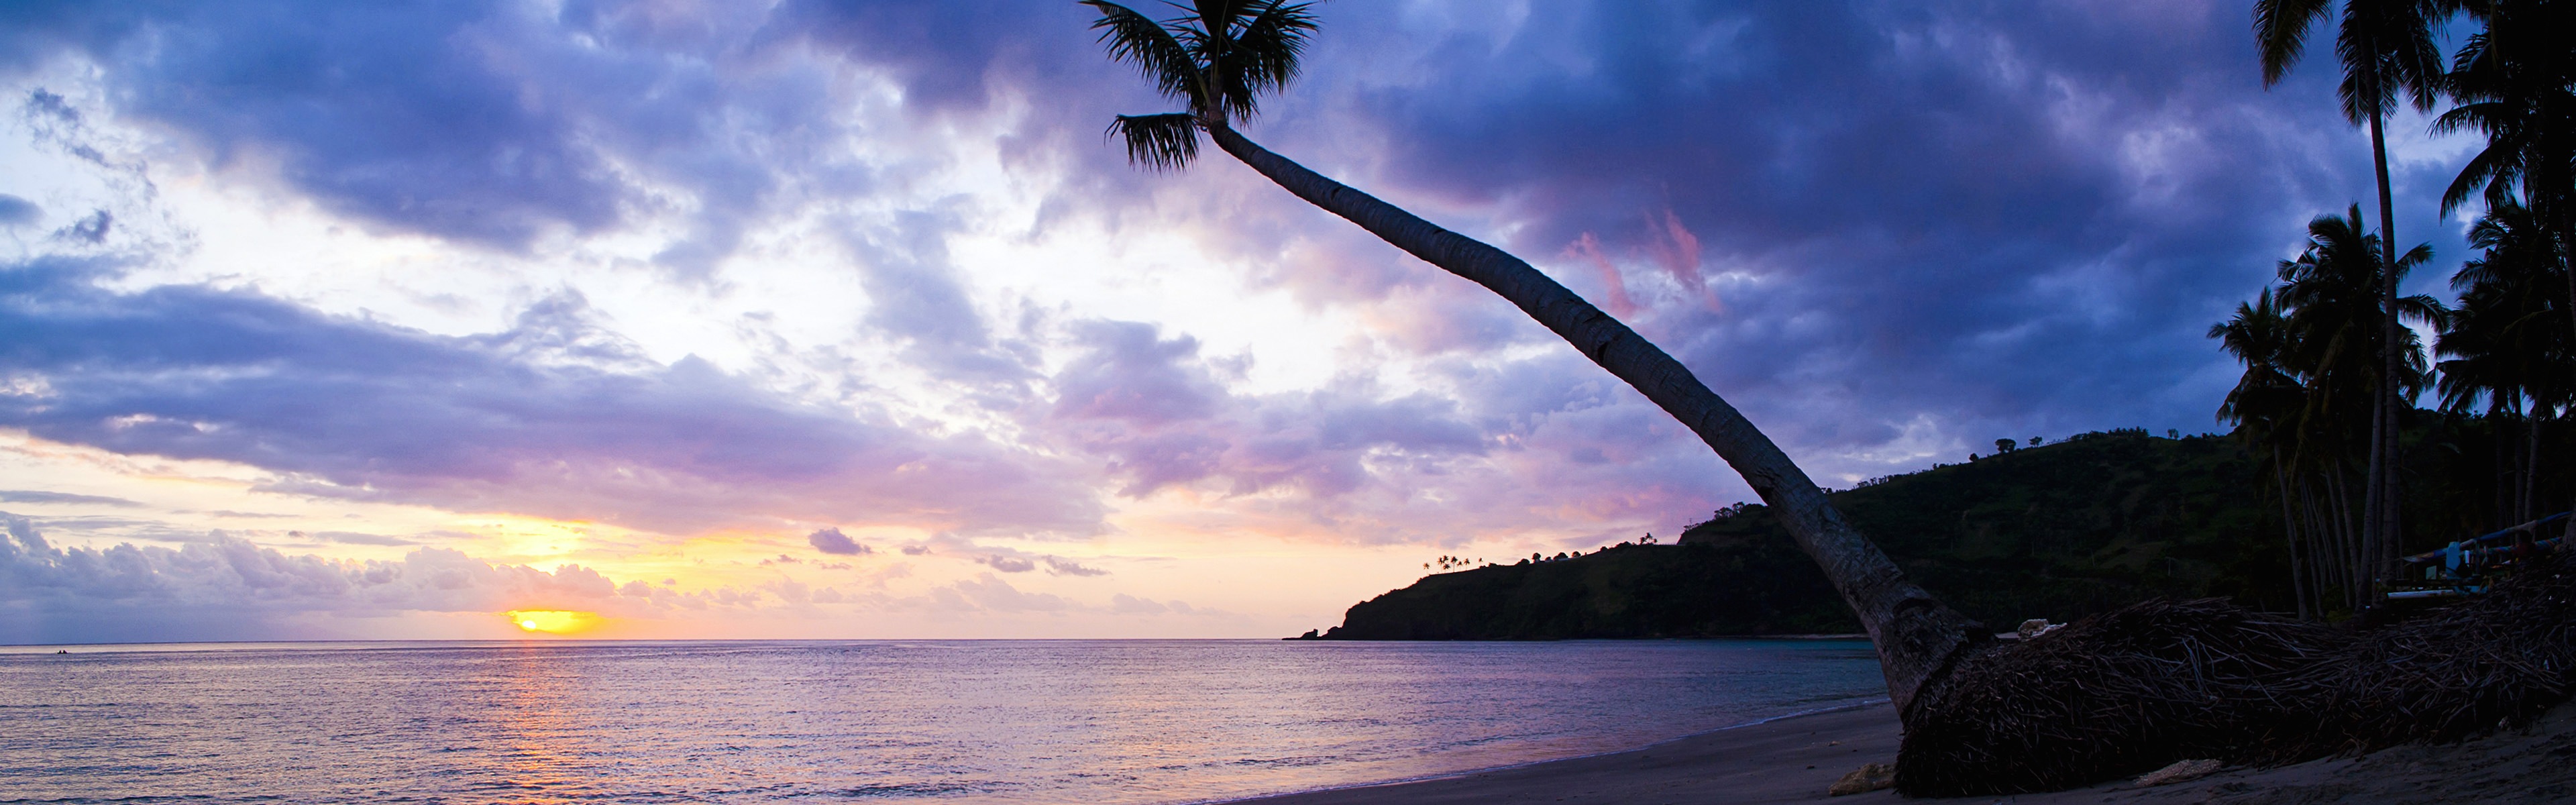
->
(0, 1), (916, 266)
(761, 0), (1099, 115)
(2, 1), (626, 249)
(1218, 0), (2464, 453)
(0, 257), (1102, 537)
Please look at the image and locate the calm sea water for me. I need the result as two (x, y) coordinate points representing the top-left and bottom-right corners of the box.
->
(0, 639), (1882, 804)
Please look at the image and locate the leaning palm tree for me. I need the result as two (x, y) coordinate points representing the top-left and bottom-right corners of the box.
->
(2254, 0), (2451, 594)
(1079, 1), (1981, 712)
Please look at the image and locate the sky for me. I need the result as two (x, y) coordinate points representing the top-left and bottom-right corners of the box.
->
(0, 0), (2489, 644)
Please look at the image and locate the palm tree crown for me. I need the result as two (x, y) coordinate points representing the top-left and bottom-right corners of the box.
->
(2433, 0), (2575, 215)
(2255, 0), (2449, 123)
(2439, 201), (2569, 415)
(1086, 0), (1316, 169)
(2273, 206), (2445, 400)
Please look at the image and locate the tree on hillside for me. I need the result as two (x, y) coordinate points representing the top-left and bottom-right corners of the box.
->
(1077, 0), (1982, 712)
(2254, 0), (2453, 600)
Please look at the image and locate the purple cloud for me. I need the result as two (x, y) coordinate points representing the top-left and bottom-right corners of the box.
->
(0, 514), (627, 644)
(0, 0), (2490, 548)
(808, 527), (869, 556)
(0, 193), (37, 227)
(0, 258), (1103, 537)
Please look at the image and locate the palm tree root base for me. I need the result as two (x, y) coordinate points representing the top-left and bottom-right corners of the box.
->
(1894, 551), (2576, 796)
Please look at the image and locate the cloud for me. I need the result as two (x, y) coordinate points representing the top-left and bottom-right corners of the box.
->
(0, 258), (1105, 537)
(1267, 1), (2432, 454)
(1041, 556), (1106, 577)
(807, 527), (869, 556)
(52, 209), (108, 244)
(0, 513), (628, 643)
(843, 210), (1037, 388)
(307, 531), (416, 547)
(981, 555), (1035, 574)
(0, 0), (1116, 272)
(0, 0), (2485, 565)
(926, 573), (1073, 613)
(0, 490), (139, 507)
(1108, 592), (1165, 614)
(0, 194), (37, 227)
(1046, 319), (1487, 504)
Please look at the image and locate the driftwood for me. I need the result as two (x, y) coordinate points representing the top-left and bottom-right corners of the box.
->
(1894, 550), (2576, 796)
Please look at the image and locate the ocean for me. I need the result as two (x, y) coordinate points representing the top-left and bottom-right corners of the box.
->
(1, 639), (1884, 804)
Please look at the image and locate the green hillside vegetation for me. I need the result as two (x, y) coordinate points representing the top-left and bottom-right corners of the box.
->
(1308, 419), (2564, 640)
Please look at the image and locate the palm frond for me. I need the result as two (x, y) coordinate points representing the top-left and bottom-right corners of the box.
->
(1085, 1), (1203, 106)
(2253, 0), (2333, 86)
(1220, 1), (1316, 119)
(1192, 0), (1252, 44)
(1108, 113), (1202, 170)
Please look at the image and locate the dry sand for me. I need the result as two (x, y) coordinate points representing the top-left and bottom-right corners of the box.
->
(1226, 700), (2576, 805)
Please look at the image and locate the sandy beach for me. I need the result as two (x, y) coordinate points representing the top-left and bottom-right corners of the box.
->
(1228, 700), (2576, 805)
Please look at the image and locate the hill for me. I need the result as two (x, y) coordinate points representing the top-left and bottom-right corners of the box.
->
(1307, 430), (2299, 639)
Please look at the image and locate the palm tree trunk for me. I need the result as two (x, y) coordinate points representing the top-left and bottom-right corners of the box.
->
(2300, 478), (2335, 614)
(2272, 447), (2311, 621)
(2555, 200), (2575, 543)
(1203, 123), (1985, 712)
(2367, 108), (2404, 606)
(2497, 404), (2517, 530)
(2529, 406), (2545, 523)
(2330, 468), (2363, 612)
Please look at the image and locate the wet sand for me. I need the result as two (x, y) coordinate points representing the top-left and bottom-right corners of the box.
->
(1228, 700), (2576, 804)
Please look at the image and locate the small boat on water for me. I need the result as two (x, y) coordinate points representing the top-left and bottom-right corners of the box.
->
(2388, 511), (2569, 600)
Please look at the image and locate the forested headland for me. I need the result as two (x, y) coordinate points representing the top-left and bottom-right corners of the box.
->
(1302, 417), (2573, 640)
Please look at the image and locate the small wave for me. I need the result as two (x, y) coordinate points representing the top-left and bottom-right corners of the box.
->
(832, 782), (984, 798)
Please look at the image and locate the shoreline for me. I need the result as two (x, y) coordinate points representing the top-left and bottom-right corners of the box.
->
(1219, 698), (2576, 804)
(1220, 702), (1909, 805)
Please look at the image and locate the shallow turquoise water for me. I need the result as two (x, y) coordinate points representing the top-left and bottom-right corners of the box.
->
(0, 639), (1882, 804)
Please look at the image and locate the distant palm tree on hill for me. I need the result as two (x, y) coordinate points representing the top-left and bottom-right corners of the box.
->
(1077, 0), (1981, 712)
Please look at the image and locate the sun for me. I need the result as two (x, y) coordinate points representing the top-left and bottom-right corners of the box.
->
(502, 610), (602, 635)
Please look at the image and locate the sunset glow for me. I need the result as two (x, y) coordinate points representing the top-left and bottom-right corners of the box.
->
(505, 611), (602, 635)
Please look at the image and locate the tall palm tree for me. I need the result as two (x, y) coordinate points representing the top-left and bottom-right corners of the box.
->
(2210, 288), (2321, 617)
(1081, 1), (1982, 712)
(2437, 201), (2569, 525)
(2437, 0), (2575, 345)
(2254, 0), (2451, 594)
(2273, 207), (2445, 610)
